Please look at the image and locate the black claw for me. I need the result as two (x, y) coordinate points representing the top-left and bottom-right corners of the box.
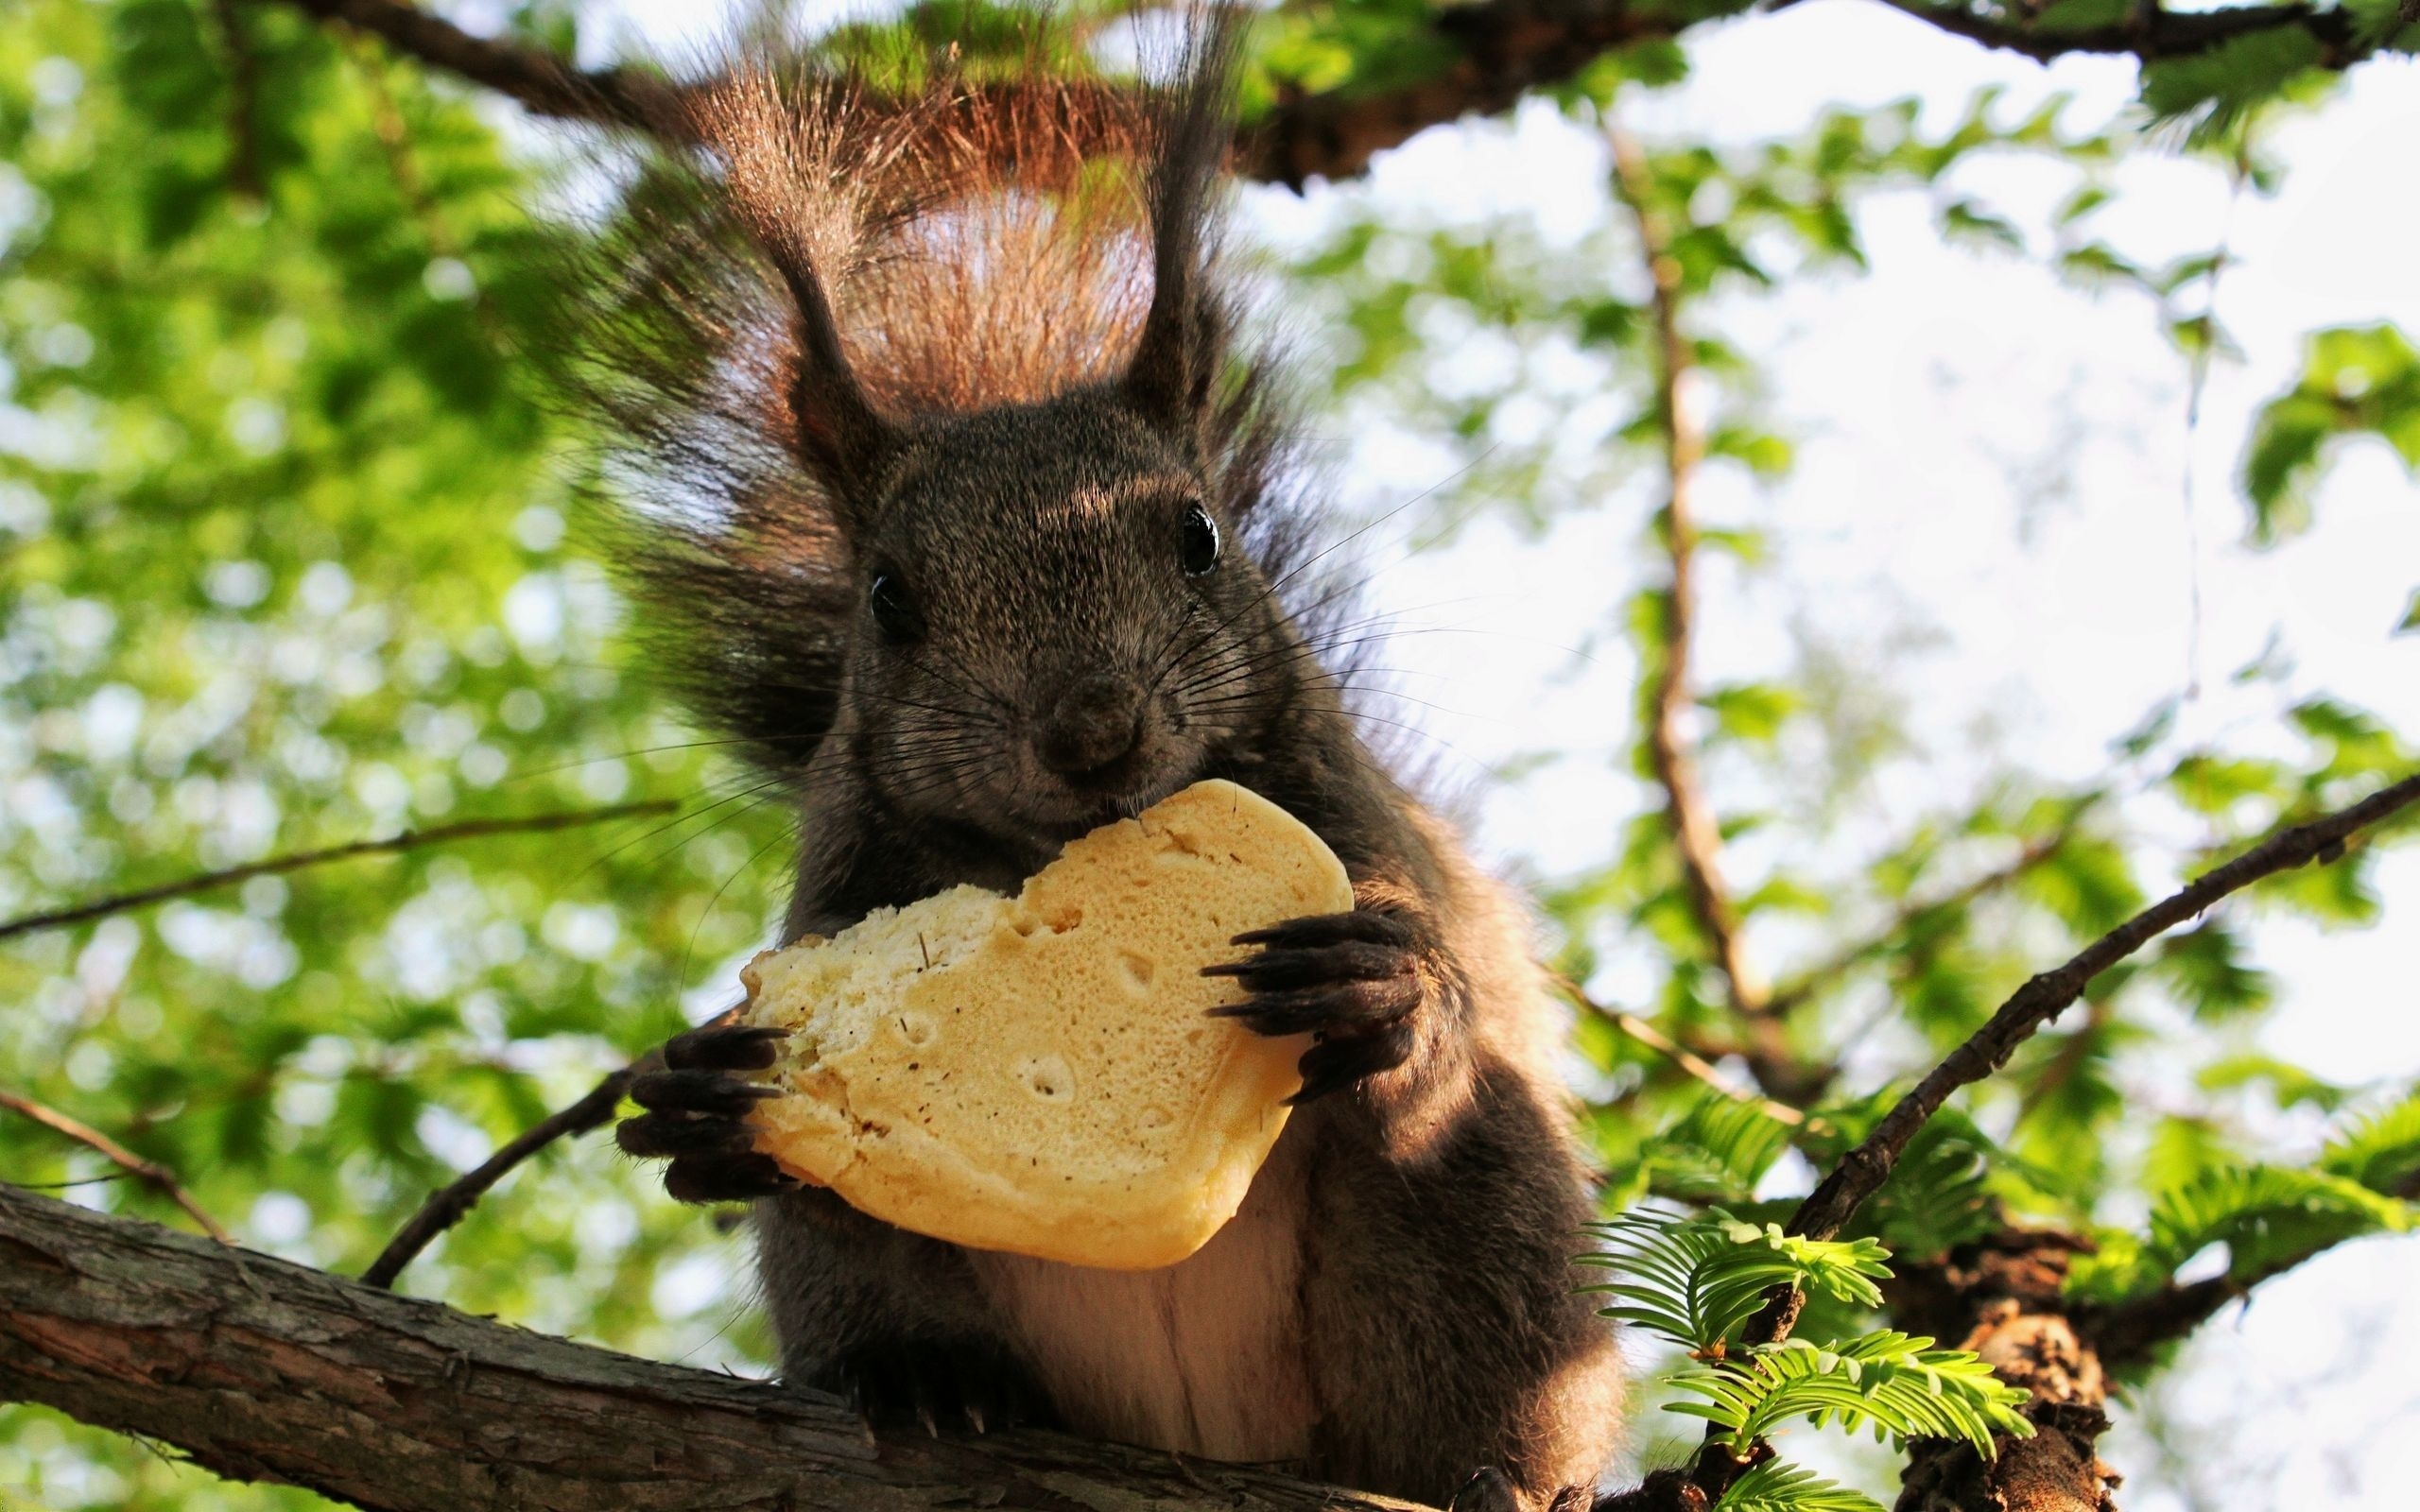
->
(1287, 1022), (1415, 1103)
(1449, 1469), (1523, 1512)
(812, 1342), (1056, 1436)
(631, 1067), (783, 1116)
(1232, 911), (1414, 950)
(665, 1022), (788, 1071)
(617, 1112), (758, 1160)
(664, 1151), (797, 1204)
(1201, 940), (1412, 989)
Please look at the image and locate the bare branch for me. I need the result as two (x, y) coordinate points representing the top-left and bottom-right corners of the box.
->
(260, 0), (2389, 192)
(1871, 0), (2360, 67)
(0, 1184), (1417, 1512)
(0, 800), (675, 943)
(211, 0), (265, 201)
(269, 0), (695, 136)
(1764, 817), (2088, 1019)
(1783, 770), (2420, 1253)
(1605, 114), (1827, 1111)
(360, 1063), (639, 1289)
(0, 1088), (229, 1243)
(362, 1005), (759, 1289)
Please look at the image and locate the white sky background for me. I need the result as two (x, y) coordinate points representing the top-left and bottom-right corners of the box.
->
(591, 2), (2419, 1503)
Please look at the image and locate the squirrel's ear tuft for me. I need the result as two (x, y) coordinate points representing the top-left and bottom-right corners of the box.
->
(780, 268), (899, 508)
(1123, 9), (1246, 452)
(694, 72), (901, 521)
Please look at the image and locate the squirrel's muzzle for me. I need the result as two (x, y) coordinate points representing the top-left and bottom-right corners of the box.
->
(1035, 673), (1147, 782)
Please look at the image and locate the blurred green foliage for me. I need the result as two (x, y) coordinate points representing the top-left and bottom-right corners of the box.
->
(2, 3), (2416, 1509)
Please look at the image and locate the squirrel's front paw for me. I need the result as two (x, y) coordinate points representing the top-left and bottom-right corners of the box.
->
(616, 1022), (800, 1202)
(1201, 909), (1425, 1104)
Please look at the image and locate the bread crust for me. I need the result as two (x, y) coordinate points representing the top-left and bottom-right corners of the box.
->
(742, 780), (1351, 1268)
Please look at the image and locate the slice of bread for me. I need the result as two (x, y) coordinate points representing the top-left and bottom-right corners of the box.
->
(739, 779), (1353, 1270)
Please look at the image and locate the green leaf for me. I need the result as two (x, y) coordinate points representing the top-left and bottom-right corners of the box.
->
(1603, 1095), (1797, 1207)
(1714, 1459), (1886, 1512)
(2070, 1164), (2414, 1302)
(1669, 1332), (2033, 1456)
(2318, 1090), (2420, 1195)
(1579, 1208), (1891, 1353)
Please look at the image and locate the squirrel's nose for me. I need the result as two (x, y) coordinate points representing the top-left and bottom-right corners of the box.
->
(1035, 674), (1145, 778)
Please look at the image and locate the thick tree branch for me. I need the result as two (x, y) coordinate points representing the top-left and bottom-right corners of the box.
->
(259, 0), (2394, 190)
(0, 1091), (229, 1243)
(0, 1184), (1419, 1512)
(2086, 1162), (2420, 1372)
(269, 0), (696, 136)
(1871, 0), (2360, 68)
(0, 800), (674, 943)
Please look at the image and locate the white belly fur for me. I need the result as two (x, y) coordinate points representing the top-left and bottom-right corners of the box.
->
(968, 1132), (1314, 1462)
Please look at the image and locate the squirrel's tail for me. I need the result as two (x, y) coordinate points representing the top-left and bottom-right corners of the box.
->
(566, 11), (1288, 777)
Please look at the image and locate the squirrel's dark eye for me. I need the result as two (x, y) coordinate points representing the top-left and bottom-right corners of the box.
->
(1179, 504), (1220, 577)
(868, 572), (923, 644)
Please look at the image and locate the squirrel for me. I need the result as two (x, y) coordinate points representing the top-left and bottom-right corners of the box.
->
(596, 15), (1625, 1510)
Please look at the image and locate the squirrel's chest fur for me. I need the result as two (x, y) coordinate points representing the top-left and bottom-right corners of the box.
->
(967, 1129), (1314, 1461)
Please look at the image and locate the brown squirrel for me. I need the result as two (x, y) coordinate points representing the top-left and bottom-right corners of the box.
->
(597, 16), (1624, 1509)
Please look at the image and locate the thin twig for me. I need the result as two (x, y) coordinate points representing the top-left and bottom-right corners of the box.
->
(211, 0), (265, 201)
(1758, 771), (2420, 1340)
(361, 1003), (748, 1289)
(0, 1087), (230, 1242)
(1551, 974), (1807, 1126)
(360, 1060), (647, 1288)
(2090, 1163), (2420, 1370)
(0, 801), (675, 943)
(1763, 817), (2088, 1019)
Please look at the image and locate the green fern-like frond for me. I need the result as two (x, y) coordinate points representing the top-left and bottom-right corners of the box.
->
(1713, 1460), (1886, 1512)
(2319, 1089), (2420, 1195)
(1669, 1332), (2033, 1457)
(1607, 1095), (1797, 1207)
(2069, 1163), (2414, 1302)
(1580, 1209), (1891, 1354)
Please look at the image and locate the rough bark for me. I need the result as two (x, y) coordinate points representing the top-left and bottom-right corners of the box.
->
(0, 1184), (1414, 1512)
(1886, 1233), (2120, 1512)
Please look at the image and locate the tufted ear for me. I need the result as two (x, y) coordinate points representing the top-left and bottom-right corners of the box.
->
(776, 259), (899, 508)
(1122, 10), (1246, 455)
(695, 72), (903, 524)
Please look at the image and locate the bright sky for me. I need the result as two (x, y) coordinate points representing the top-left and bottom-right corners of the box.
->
(598, 2), (2420, 1503)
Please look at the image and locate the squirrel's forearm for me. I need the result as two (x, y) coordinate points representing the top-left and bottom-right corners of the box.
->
(1334, 870), (1483, 1162)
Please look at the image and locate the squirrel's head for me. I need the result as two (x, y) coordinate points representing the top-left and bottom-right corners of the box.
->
(834, 391), (1297, 848)
(591, 16), (1339, 855)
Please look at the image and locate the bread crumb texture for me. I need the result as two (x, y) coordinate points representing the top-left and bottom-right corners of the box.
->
(741, 779), (1352, 1269)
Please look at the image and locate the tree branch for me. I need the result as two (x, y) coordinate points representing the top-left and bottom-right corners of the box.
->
(1552, 974), (1809, 1127)
(358, 1063), (640, 1289)
(1870, 0), (2360, 68)
(0, 800), (675, 943)
(259, 0), (2393, 191)
(0, 1089), (229, 1243)
(1763, 817), (2088, 1021)
(0, 1183), (1421, 1512)
(1606, 115), (1823, 1111)
(268, 0), (696, 136)
(1785, 770), (2419, 1252)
